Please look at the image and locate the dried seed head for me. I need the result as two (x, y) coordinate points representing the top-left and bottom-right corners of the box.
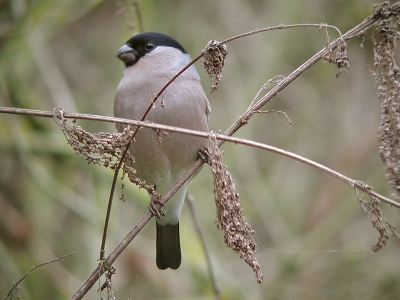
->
(355, 2), (400, 250)
(53, 108), (156, 195)
(201, 40), (228, 93)
(322, 38), (350, 77)
(207, 132), (263, 283)
(334, 41), (350, 77)
(374, 10), (400, 200)
(354, 184), (400, 252)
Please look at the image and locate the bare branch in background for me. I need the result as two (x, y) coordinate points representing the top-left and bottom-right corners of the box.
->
(186, 193), (221, 299)
(4, 252), (75, 300)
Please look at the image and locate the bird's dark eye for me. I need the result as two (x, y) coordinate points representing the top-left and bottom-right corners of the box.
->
(145, 42), (155, 51)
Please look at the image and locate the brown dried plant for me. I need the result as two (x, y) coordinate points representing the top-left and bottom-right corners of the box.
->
(201, 40), (228, 93)
(207, 133), (263, 283)
(354, 182), (400, 252)
(53, 108), (156, 197)
(358, 1), (400, 252)
(322, 37), (350, 77)
(373, 2), (400, 200)
(100, 266), (116, 300)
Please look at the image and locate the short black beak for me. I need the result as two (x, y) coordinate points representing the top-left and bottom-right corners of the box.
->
(116, 44), (138, 65)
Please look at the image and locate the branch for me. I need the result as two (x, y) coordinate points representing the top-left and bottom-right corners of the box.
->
(2, 106), (399, 208)
(186, 194), (221, 299)
(4, 252), (75, 300)
(219, 23), (343, 44)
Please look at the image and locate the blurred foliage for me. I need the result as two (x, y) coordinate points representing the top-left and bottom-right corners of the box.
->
(1, 0), (400, 299)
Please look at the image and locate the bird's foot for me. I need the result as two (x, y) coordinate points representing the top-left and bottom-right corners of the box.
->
(149, 195), (165, 218)
(198, 147), (212, 165)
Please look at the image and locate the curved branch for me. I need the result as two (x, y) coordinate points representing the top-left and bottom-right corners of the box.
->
(1, 106), (398, 208)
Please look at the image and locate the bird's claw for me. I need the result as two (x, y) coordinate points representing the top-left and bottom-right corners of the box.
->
(149, 195), (165, 218)
(198, 147), (211, 165)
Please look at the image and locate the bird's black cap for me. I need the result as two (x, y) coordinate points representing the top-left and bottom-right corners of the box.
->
(117, 32), (188, 67)
(127, 32), (187, 54)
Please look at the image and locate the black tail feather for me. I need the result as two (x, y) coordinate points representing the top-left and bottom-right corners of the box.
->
(156, 223), (181, 269)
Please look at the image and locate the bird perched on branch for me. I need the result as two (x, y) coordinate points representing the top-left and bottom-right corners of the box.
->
(114, 32), (210, 269)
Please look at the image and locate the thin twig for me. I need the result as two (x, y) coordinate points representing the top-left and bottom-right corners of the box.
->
(4, 252), (75, 300)
(128, 277), (138, 300)
(220, 23), (343, 44)
(2, 106), (398, 206)
(249, 76), (286, 109)
(3, 106), (400, 207)
(186, 193), (221, 299)
(133, 0), (144, 33)
(3, 106), (399, 208)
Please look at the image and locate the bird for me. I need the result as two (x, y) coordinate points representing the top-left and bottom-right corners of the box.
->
(114, 32), (210, 269)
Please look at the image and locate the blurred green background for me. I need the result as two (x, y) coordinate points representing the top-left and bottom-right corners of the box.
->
(1, 0), (400, 299)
